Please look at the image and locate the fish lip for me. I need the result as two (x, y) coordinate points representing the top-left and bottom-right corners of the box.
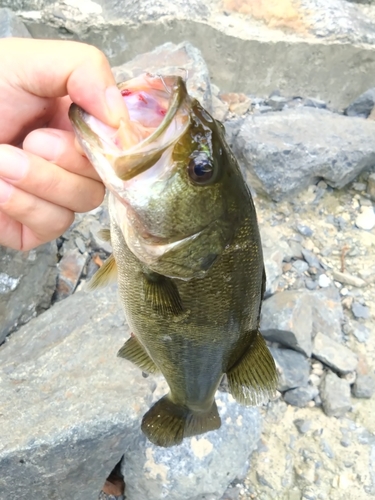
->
(69, 74), (191, 181)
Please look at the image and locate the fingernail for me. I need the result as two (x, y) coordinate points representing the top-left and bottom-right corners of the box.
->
(105, 85), (130, 126)
(0, 146), (29, 180)
(0, 178), (14, 204)
(24, 129), (64, 162)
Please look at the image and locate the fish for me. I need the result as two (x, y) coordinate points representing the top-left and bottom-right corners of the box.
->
(69, 73), (277, 448)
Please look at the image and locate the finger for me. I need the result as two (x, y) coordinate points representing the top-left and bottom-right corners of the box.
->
(0, 144), (105, 213)
(0, 178), (74, 251)
(23, 128), (101, 180)
(0, 38), (128, 127)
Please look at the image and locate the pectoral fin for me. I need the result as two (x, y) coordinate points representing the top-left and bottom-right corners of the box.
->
(227, 330), (278, 406)
(143, 272), (183, 316)
(88, 254), (117, 290)
(98, 228), (111, 242)
(117, 336), (159, 374)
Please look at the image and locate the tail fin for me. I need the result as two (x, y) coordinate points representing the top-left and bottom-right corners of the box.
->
(141, 395), (221, 447)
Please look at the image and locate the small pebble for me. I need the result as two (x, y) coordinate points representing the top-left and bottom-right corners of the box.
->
(292, 259), (309, 273)
(351, 302), (371, 319)
(318, 274), (331, 288)
(355, 206), (375, 230)
(296, 224), (313, 237)
(294, 419), (312, 434)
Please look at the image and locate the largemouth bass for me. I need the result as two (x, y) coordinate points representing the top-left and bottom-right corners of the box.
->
(69, 73), (277, 447)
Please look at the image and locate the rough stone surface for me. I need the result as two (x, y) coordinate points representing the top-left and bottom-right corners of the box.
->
(320, 371), (352, 417)
(261, 291), (313, 357)
(0, 285), (261, 500)
(228, 108), (375, 200)
(345, 87), (375, 117)
(0, 7), (31, 37)
(259, 225), (291, 296)
(269, 347), (310, 392)
(0, 243), (57, 344)
(312, 332), (358, 374)
(112, 41), (212, 111)
(283, 386), (319, 407)
(54, 248), (87, 301)
(123, 387), (261, 500)
(7, 0), (375, 110)
(352, 375), (375, 398)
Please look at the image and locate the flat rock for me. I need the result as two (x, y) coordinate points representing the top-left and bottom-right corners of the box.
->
(261, 291), (313, 356)
(229, 108), (375, 200)
(320, 371), (352, 417)
(313, 332), (358, 374)
(345, 88), (375, 118)
(283, 385), (319, 407)
(352, 375), (375, 399)
(332, 270), (366, 287)
(13, 0), (375, 111)
(269, 347), (310, 392)
(112, 41), (212, 111)
(0, 8), (31, 37)
(0, 243), (57, 344)
(0, 285), (261, 500)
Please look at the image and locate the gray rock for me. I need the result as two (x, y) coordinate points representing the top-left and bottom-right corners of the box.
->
(345, 88), (375, 118)
(0, 8), (31, 37)
(112, 41), (212, 111)
(269, 347), (310, 392)
(353, 323), (370, 343)
(320, 371), (352, 417)
(0, 285), (261, 500)
(312, 332), (358, 374)
(283, 386), (318, 407)
(0, 243), (57, 344)
(304, 97), (327, 109)
(352, 301), (371, 319)
(294, 419), (312, 434)
(292, 259), (309, 273)
(267, 95), (288, 111)
(296, 224), (313, 237)
(301, 249), (322, 269)
(228, 108), (375, 200)
(261, 291), (313, 357)
(90, 220), (113, 254)
(123, 390), (261, 500)
(310, 287), (344, 343)
(332, 270), (366, 288)
(352, 375), (375, 398)
(260, 225), (292, 296)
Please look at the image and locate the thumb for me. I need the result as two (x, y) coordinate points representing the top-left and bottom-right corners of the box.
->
(1, 38), (128, 127)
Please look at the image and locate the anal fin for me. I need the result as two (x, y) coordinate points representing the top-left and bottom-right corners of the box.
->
(141, 395), (221, 447)
(227, 330), (278, 406)
(117, 336), (159, 374)
(88, 254), (117, 290)
(143, 272), (183, 316)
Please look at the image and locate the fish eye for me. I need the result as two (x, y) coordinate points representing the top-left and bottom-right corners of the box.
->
(188, 152), (215, 185)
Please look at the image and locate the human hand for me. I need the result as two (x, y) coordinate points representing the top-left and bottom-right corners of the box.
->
(0, 38), (128, 251)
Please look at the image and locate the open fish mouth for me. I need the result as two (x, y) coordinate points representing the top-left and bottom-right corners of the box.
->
(69, 73), (191, 187)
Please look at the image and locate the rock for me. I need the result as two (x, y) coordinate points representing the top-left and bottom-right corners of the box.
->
(267, 95), (288, 111)
(123, 391), (261, 500)
(211, 95), (229, 121)
(90, 220), (113, 254)
(345, 88), (375, 118)
(332, 270), (366, 287)
(352, 323), (370, 343)
(259, 225), (291, 296)
(112, 41), (212, 111)
(296, 224), (313, 237)
(312, 332), (358, 374)
(301, 248), (322, 269)
(228, 108), (375, 200)
(318, 274), (331, 288)
(294, 419), (312, 434)
(0, 285), (261, 500)
(367, 172), (375, 199)
(292, 259), (309, 273)
(0, 243), (57, 344)
(320, 371), (352, 417)
(310, 288), (344, 343)
(54, 248), (87, 301)
(352, 375), (375, 398)
(261, 291), (313, 356)
(269, 347), (310, 392)
(351, 301), (371, 319)
(304, 97), (327, 109)
(0, 7), (31, 37)
(355, 206), (375, 230)
(221, 92), (251, 115)
(283, 386), (319, 407)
